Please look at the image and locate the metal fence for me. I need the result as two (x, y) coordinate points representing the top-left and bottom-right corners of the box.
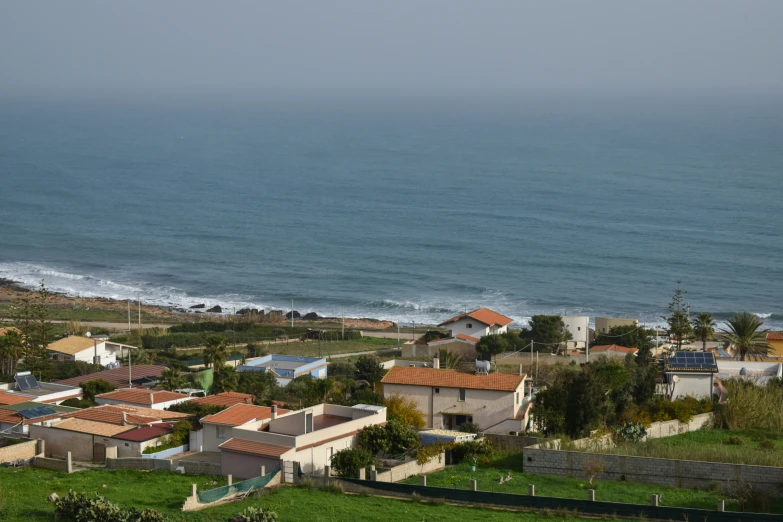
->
(197, 468), (279, 504)
(341, 478), (780, 522)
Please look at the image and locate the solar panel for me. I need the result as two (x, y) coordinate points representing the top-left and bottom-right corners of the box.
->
(666, 351), (718, 371)
(18, 406), (56, 419)
(14, 372), (40, 391)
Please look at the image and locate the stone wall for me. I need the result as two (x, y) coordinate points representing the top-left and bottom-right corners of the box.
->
(179, 460), (221, 476)
(644, 413), (713, 440)
(106, 457), (172, 471)
(0, 439), (39, 463)
(33, 454), (72, 473)
(522, 446), (783, 493)
(375, 452), (445, 483)
(484, 434), (545, 452)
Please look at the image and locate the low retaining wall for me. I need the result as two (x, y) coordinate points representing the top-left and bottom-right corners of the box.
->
(0, 439), (39, 463)
(34, 454), (72, 473)
(339, 478), (779, 522)
(106, 457), (172, 471)
(178, 460), (221, 476)
(644, 413), (713, 440)
(375, 452), (445, 483)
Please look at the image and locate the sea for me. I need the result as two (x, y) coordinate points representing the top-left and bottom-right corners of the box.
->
(1, 91), (781, 329)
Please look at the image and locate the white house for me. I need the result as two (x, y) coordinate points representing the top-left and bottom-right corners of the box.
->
(380, 360), (529, 434)
(95, 388), (193, 410)
(218, 403), (387, 479)
(47, 336), (137, 367)
(562, 316), (590, 349)
(199, 404), (292, 452)
(438, 308), (514, 340)
(661, 352), (719, 401)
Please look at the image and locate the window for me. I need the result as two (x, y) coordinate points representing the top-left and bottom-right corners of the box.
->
(434, 387), (440, 394)
(466, 323), (473, 329)
(216, 426), (228, 439)
(577, 326), (581, 331)
(124, 443), (129, 447)
(458, 388), (466, 401)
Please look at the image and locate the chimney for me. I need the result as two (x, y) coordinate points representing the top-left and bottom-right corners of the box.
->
(519, 364), (524, 376)
(121, 412), (128, 425)
(271, 404), (278, 420)
(433, 353), (440, 370)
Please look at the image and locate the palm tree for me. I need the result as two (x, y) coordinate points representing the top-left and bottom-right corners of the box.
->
(203, 335), (228, 369)
(438, 348), (463, 369)
(213, 366), (239, 393)
(692, 312), (716, 351)
(721, 312), (770, 361)
(0, 330), (24, 375)
(161, 367), (186, 391)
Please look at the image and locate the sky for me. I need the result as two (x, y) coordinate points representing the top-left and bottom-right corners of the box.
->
(1, 1), (782, 95)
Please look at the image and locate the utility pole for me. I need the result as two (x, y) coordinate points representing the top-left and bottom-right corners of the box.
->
(341, 308), (345, 340)
(291, 299), (294, 328)
(138, 296), (141, 332)
(397, 323), (400, 345)
(412, 321), (415, 341)
(127, 300), (131, 332)
(530, 340), (534, 371)
(128, 347), (132, 387)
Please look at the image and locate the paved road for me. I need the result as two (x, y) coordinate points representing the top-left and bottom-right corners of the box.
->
(49, 320), (173, 330)
(329, 347), (400, 359)
(361, 330), (419, 341)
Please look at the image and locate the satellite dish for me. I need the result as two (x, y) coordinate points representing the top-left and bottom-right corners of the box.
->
(85, 332), (92, 338)
(672, 375), (680, 383)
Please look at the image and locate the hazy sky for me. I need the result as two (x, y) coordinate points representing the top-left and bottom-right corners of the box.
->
(2, 1), (782, 94)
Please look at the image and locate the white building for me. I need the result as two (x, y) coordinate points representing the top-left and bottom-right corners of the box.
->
(438, 308), (514, 340)
(47, 336), (137, 367)
(562, 316), (589, 349)
(661, 352), (718, 401)
(380, 360), (529, 434)
(199, 404), (292, 452)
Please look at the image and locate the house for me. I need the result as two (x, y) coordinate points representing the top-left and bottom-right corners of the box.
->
(111, 423), (176, 457)
(589, 344), (638, 359)
(189, 391), (254, 408)
(236, 355), (327, 386)
(55, 365), (170, 389)
(562, 316), (590, 349)
(766, 333), (783, 357)
(28, 404), (189, 460)
(47, 336), (137, 367)
(439, 308), (514, 340)
(218, 403), (387, 479)
(0, 402), (78, 435)
(380, 360), (528, 434)
(595, 317), (638, 334)
(661, 351), (719, 401)
(200, 403), (291, 452)
(0, 372), (83, 405)
(95, 388), (193, 410)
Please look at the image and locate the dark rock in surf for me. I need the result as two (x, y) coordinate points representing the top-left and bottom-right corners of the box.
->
(206, 305), (222, 313)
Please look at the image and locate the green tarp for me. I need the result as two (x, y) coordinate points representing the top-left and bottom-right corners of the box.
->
(197, 468), (279, 504)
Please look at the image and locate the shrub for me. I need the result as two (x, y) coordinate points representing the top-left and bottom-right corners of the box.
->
(53, 490), (169, 522)
(759, 439), (776, 450)
(80, 379), (115, 401)
(228, 506), (278, 522)
(458, 422), (481, 434)
(322, 481), (345, 494)
(613, 423), (647, 444)
(720, 480), (772, 512)
(171, 419), (192, 446)
(60, 398), (98, 409)
(357, 424), (389, 455)
(384, 394), (425, 430)
(331, 448), (374, 477)
(450, 439), (494, 464)
(583, 457), (605, 486)
(725, 436), (745, 446)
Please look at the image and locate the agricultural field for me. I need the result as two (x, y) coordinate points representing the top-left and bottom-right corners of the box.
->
(401, 453), (783, 513)
(0, 467), (587, 522)
(592, 428), (783, 467)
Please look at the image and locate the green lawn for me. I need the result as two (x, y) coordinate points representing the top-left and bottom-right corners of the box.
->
(0, 468), (587, 522)
(402, 453), (782, 513)
(250, 337), (400, 358)
(593, 428), (783, 467)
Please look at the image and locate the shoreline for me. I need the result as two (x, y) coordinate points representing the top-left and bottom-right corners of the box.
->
(0, 278), (396, 330)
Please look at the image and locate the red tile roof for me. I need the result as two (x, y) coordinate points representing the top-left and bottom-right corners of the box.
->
(590, 345), (638, 355)
(0, 409), (62, 426)
(0, 391), (33, 406)
(55, 365), (169, 389)
(96, 388), (190, 405)
(455, 333), (480, 343)
(201, 404), (289, 427)
(113, 423), (174, 442)
(766, 333), (783, 341)
(190, 392), (254, 407)
(219, 438), (291, 457)
(65, 405), (162, 426)
(381, 367), (525, 392)
(439, 308), (514, 328)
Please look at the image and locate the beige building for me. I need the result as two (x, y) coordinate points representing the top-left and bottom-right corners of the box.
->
(47, 336), (137, 367)
(590, 344), (638, 359)
(218, 403), (387, 479)
(380, 365), (528, 434)
(95, 388), (193, 410)
(200, 404), (291, 452)
(595, 316), (638, 334)
(439, 308), (514, 339)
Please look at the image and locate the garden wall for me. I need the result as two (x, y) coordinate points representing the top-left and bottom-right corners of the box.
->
(0, 439), (39, 463)
(141, 444), (188, 459)
(522, 446), (783, 493)
(105, 457), (221, 476)
(33, 455), (72, 473)
(375, 452), (445, 483)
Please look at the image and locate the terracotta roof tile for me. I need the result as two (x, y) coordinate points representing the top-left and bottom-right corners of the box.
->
(0, 409), (62, 426)
(381, 367), (525, 392)
(590, 345), (638, 355)
(455, 333), (480, 343)
(219, 438), (291, 457)
(0, 391), (33, 406)
(65, 406), (161, 426)
(201, 404), (289, 427)
(766, 333), (783, 341)
(0, 327), (21, 336)
(101, 404), (190, 421)
(96, 388), (190, 405)
(113, 423), (174, 442)
(191, 392), (254, 407)
(52, 418), (135, 437)
(439, 308), (514, 328)
(55, 365), (169, 389)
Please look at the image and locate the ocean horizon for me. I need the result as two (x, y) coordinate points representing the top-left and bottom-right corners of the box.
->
(1, 92), (781, 329)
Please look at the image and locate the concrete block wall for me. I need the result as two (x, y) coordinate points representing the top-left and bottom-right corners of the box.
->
(375, 452), (446, 483)
(0, 439), (38, 463)
(33, 455), (72, 473)
(178, 460), (221, 476)
(522, 446), (783, 493)
(106, 457), (172, 471)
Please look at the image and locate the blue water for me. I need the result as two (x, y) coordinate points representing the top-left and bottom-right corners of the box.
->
(1, 92), (781, 327)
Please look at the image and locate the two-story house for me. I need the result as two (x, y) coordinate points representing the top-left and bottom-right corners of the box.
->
(438, 308), (514, 341)
(380, 361), (528, 434)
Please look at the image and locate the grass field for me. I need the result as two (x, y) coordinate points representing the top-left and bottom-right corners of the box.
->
(592, 428), (783, 467)
(401, 453), (783, 513)
(0, 467), (588, 522)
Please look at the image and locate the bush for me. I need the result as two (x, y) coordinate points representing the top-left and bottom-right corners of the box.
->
(720, 480), (772, 512)
(53, 490), (169, 522)
(613, 422), (647, 444)
(61, 398), (98, 409)
(725, 436), (745, 446)
(80, 379), (115, 401)
(331, 448), (374, 477)
(228, 506), (278, 522)
(384, 394), (425, 430)
(171, 419), (192, 446)
(458, 422), (481, 434)
(759, 439), (776, 450)
(450, 439), (494, 464)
